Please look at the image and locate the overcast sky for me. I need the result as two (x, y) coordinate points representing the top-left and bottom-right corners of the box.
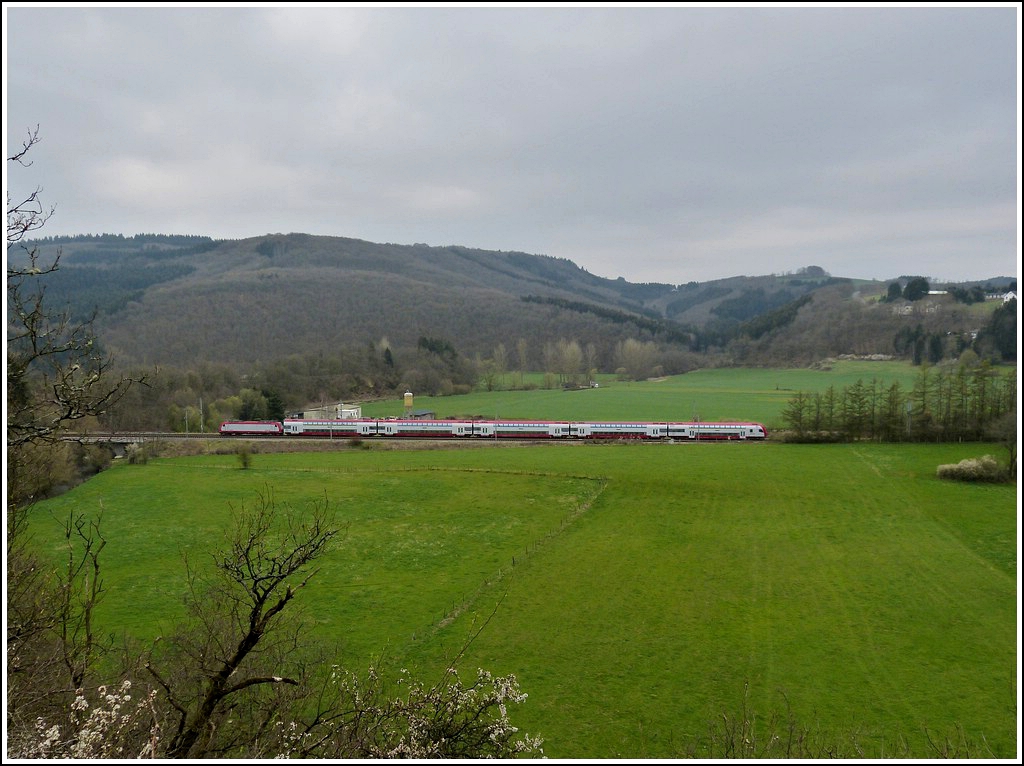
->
(4, 3), (1020, 284)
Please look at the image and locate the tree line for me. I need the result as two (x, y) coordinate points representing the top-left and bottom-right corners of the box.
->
(24, 232), (214, 246)
(780, 361), (1016, 453)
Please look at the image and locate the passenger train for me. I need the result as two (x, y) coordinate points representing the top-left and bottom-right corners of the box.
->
(219, 418), (768, 440)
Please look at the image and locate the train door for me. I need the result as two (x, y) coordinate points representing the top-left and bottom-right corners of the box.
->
(570, 424), (590, 438)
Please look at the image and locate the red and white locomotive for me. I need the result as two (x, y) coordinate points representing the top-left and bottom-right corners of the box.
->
(217, 420), (284, 436)
(220, 418), (767, 440)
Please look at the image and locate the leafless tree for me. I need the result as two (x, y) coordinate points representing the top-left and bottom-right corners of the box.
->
(6, 512), (112, 755)
(140, 488), (339, 758)
(6, 127), (146, 756)
(7, 127), (145, 505)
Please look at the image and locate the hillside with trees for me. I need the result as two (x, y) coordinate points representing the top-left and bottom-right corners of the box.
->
(23, 234), (1015, 363)
(16, 232), (1015, 430)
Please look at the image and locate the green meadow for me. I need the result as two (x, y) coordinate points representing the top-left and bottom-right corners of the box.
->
(360, 360), (931, 427)
(26, 436), (1017, 758)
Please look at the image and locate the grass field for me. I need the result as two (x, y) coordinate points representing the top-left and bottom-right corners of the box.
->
(26, 438), (1018, 759)
(359, 360), (935, 427)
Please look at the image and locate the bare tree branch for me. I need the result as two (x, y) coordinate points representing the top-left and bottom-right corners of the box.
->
(146, 489), (338, 758)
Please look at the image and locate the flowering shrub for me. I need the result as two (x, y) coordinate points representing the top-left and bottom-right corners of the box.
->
(936, 455), (1006, 482)
(8, 666), (543, 760)
(361, 667), (544, 759)
(271, 665), (544, 759)
(7, 681), (160, 759)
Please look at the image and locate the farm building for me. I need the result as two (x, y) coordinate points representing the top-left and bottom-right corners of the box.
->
(295, 402), (362, 420)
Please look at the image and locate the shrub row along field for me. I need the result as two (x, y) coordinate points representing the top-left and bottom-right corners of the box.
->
(27, 439), (1016, 758)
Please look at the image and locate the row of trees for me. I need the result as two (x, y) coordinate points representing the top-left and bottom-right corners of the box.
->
(780, 362), (1016, 452)
(93, 334), (682, 436)
(23, 232), (213, 247)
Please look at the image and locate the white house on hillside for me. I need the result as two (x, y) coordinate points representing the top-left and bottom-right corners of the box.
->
(985, 290), (1017, 302)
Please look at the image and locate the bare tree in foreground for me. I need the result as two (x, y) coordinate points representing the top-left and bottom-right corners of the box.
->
(6, 127), (146, 755)
(7, 126), (144, 505)
(8, 489), (543, 759)
(143, 488), (338, 758)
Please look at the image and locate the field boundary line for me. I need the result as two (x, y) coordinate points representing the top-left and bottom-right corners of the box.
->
(433, 476), (610, 634)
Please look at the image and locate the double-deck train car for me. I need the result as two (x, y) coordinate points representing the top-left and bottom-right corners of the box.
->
(280, 419), (378, 437)
(480, 421), (572, 439)
(570, 422), (666, 439)
(666, 422), (768, 440)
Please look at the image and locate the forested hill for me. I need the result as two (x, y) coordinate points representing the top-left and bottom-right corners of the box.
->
(17, 232), (1016, 371)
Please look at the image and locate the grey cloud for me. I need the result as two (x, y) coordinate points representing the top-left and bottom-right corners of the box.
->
(5, 4), (1017, 283)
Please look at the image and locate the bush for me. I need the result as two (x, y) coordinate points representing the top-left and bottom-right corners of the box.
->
(236, 444), (253, 469)
(936, 455), (1006, 482)
(124, 444), (148, 465)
